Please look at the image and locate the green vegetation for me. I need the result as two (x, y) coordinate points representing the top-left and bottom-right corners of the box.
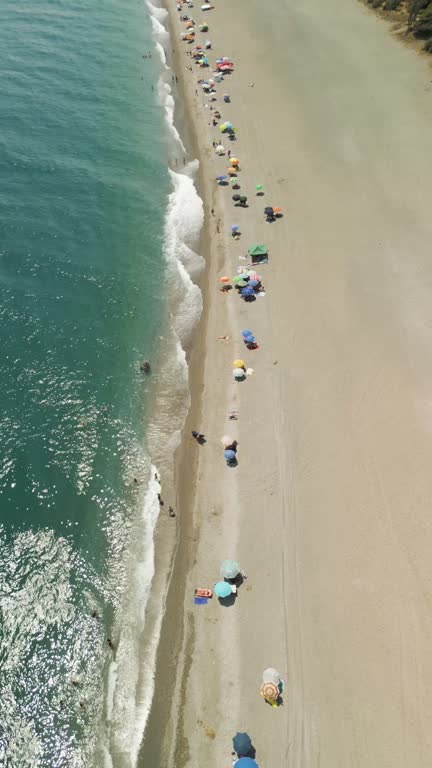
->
(384, 0), (402, 10)
(363, 0), (432, 52)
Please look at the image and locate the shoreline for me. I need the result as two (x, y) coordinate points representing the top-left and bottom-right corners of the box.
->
(137, 5), (229, 765)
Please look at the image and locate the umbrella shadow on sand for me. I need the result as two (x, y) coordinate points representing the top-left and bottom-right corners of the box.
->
(217, 592), (237, 607)
(233, 746), (257, 760)
(232, 732), (257, 760)
(263, 693), (284, 708)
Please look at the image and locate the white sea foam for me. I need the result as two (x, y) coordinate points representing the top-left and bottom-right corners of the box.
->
(104, 5), (206, 764)
(147, 0), (186, 153)
(106, 470), (161, 765)
(164, 165), (204, 346)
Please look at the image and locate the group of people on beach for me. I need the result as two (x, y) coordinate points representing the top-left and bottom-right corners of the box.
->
(175, 1), (285, 764)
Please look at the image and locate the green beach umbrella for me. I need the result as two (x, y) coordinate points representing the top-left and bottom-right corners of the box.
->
(255, 184), (263, 191)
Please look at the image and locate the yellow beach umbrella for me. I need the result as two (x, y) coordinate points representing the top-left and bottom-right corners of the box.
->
(232, 359), (245, 368)
(230, 158), (239, 165)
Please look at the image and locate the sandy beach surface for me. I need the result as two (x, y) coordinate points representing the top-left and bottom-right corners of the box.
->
(140, 1), (432, 767)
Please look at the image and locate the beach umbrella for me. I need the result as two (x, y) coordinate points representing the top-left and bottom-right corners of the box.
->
(239, 196), (247, 204)
(219, 276), (230, 283)
(233, 367), (245, 379)
(216, 175), (227, 181)
(273, 206), (282, 214)
(221, 435), (235, 447)
(224, 449), (237, 464)
(220, 559), (241, 579)
(232, 733), (252, 757)
(232, 274), (245, 285)
(215, 144), (224, 154)
(214, 581), (232, 598)
(262, 667), (281, 684)
(241, 286), (254, 297)
(232, 194), (241, 201)
(242, 329), (254, 338)
(231, 224), (239, 232)
(234, 759), (259, 768)
(230, 157), (239, 165)
(232, 359), (245, 368)
(221, 435), (234, 446)
(264, 206), (274, 216)
(248, 279), (259, 287)
(248, 272), (261, 281)
(227, 167), (237, 175)
(236, 279), (248, 287)
(255, 184), (263, 191)
(260, 681), (279, 701)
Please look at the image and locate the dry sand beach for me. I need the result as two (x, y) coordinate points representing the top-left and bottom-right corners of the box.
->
(140, 1), (432, 767)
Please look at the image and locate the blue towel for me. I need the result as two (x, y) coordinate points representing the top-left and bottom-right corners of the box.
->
(194, 596), (208, 605)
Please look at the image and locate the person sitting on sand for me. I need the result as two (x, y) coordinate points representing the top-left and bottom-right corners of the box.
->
(191, 430), (205, 443)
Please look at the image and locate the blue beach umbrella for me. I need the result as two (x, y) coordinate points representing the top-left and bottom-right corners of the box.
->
(231, 224), (239, 231)
(216, 175), (227, 181)
(232, 733), (252, 756)
(248, 279), (259, 287)
(214, 581), (232, 598)
(224, 449), (236, 462)
(234, 759), (259, 768)
(241, 286), (254, 297)
(241, 329), (254, 338)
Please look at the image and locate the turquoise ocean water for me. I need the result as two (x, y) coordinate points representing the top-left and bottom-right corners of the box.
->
(0, 1), (203, 765)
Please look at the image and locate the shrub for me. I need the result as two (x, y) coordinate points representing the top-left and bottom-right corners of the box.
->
(424, 36), (432, 50)
(414, 4), (432, 36)
(384, 0), (401, 9)
(372, 0), (382, 7)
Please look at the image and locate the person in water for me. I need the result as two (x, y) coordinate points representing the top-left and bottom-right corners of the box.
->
(140, 360), (151, 373)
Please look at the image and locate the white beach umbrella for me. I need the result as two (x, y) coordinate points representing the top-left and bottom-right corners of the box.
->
(262, 667), (281, 685)
(221, 435), (234, 446)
